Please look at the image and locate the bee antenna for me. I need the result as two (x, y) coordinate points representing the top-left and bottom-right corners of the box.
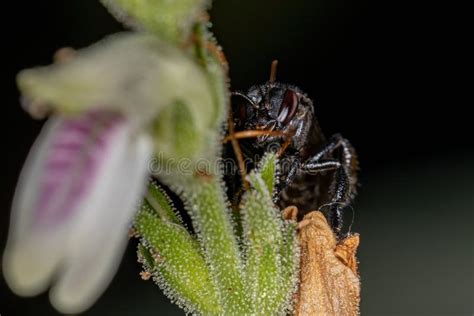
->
(269, 60), (279, 83)
(231, 91), (255, 105)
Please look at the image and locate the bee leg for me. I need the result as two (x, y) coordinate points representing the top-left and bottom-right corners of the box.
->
(301, 159), (348, 231)
(304, 160), (341, 173)
(327, 167), (351, 234)
(274, 155), (301, 201)
(302, 134), (358, 234)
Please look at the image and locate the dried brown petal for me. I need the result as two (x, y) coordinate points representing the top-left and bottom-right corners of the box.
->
(294, 211), (360, 316)
(282, 205), (298, 221)
(334, 234), (359, 275)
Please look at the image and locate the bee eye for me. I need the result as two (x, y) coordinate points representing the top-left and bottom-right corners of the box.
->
(231, 93), (254, 122)
(277, 89), (298, 124)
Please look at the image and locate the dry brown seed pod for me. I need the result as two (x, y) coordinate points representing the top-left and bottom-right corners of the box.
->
(293, 210), (360, 316)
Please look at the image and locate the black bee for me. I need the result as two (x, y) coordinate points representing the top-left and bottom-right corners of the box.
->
(227, 61), (358, 235)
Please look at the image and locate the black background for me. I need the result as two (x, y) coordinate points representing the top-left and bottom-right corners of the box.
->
(1, 0), (471, 315)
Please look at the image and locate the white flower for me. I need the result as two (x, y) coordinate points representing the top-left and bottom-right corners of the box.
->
(3, 111), (152, 313)
(2, 33), (216, 313)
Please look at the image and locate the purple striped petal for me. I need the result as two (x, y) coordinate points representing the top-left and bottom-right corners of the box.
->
(34, 111), (125, 226)
(2, 110), (152, 305)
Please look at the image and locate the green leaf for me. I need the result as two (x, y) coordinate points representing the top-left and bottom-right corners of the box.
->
(135, 205), (221, 314)
(101, 0), (209, 44)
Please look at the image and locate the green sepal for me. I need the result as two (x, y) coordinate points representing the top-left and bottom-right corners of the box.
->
(239, 153), (300, 315)
(152, 100), (202, 163)
(184, 178), (252, 314)
(135, 205), (221, 314)
(277, 220), (300, 314)
(241, 170), (284, 315)
(101, 0), (210, 44)
(144, 181), (181, 224)
(258, 152), (278, 197)
(17, 33), (215, 132)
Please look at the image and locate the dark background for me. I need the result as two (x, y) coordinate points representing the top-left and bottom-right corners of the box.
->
(1, 0), (471, 315)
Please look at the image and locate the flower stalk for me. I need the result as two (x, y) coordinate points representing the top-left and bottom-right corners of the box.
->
(3, 0), (302, 314)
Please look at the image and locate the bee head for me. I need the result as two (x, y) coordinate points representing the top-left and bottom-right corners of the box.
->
(231, 81), (314, 148)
